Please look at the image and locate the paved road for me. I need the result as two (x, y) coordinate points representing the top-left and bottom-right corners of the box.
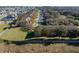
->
(33, 10), (40, 27)
(33, 10), (44, 27)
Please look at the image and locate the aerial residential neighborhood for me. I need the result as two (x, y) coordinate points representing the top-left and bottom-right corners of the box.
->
(0, 6), (36, 40)
(0, 6), (79, 52)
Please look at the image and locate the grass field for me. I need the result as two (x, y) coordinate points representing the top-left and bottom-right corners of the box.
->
(0, 27), (27, 41)
(0, 24), (8, 32)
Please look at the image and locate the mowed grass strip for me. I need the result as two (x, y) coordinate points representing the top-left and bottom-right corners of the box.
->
(0, 27), (27, 41)
(0, 24), (8, 32)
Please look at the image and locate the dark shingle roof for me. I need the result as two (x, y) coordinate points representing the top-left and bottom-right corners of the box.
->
(1, 15), (15, 21)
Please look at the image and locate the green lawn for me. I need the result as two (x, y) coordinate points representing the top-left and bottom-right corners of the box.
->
(0, 24), (8, 32)
(0, 27), (27, 41)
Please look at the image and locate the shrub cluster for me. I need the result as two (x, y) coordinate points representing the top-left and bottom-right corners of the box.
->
(34, 25), (79, 38)
(44, 10), (79, 26)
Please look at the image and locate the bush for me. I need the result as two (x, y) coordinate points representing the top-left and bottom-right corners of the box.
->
(54, 25), (67, 37)
(34, 25), (79, 38)
(67, 26), (79, 38)
(34, 26), (43, 37)
(34, 25), (68, 37)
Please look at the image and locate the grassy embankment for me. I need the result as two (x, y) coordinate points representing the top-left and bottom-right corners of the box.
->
(0, 27), (26, 41)
(0, 24), (8, 32)
(31, 37), (79, 40)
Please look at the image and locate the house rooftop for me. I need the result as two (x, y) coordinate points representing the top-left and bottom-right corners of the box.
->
(1, 15), (15, 21)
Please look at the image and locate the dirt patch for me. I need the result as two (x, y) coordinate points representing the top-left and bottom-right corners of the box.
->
(0, 43), (79, 53)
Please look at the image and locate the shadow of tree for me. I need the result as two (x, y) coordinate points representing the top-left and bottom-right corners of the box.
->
(0, 38), (79, 47)
(67, 43), (79, 46)
(20, 28), (27, 32)
(25, 31), (35, 39)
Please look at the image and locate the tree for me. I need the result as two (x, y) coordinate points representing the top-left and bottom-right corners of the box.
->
(67, 26), (79, 38)
(54, 25), (67, 37)
(34, 26), (43, 37)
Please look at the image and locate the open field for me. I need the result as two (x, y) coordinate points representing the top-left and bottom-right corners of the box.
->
(0, 27), (27, 41)
(0, 43), (78, 53)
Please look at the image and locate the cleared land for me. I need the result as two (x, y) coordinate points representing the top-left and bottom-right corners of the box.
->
(0, 43), (78, 53)
(0, 27), (27, 41)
